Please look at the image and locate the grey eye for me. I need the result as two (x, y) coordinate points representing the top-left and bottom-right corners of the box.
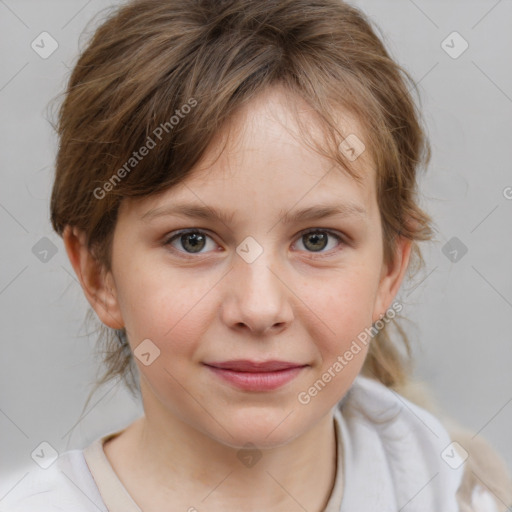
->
(166, 230), (216, 254)
(295, 230), (343, 253)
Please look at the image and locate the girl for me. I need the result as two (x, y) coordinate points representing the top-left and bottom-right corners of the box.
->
(2, 0), (511, 510)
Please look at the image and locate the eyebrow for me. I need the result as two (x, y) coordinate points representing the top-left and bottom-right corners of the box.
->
(140, 201), (367, 224)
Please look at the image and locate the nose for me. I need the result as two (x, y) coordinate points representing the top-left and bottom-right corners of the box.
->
(220, 251), (294, 336)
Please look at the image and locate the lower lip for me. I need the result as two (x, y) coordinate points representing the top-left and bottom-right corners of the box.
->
(205, 365), (305, 391)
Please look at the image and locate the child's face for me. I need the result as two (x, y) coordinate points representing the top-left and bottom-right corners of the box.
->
(89, 86), (410, 448)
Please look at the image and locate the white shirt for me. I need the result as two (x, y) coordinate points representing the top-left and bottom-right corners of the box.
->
(0, 375), (500, 511)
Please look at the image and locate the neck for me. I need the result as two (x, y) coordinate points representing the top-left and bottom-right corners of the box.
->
(121, 400), (339, 511)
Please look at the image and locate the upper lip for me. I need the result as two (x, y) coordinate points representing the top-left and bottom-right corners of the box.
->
(204, 360), (306, 372)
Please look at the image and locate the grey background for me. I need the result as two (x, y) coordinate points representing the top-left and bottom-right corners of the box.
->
(1, 0), (511, 500)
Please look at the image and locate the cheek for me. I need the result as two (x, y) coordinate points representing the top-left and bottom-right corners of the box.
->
(312, 266), (380, 336)
(115, 264), (219, 356)
(292, 272), (376, 413)
(302, 266), (380, 396)
(116, 269), (216, 409)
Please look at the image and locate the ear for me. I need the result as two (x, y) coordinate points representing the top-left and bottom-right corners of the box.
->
(62, 225), (124, 330)
(372, 235), (412, 323)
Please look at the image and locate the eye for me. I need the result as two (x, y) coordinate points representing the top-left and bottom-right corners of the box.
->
(163, 228), (345, 258)
(293, 229), (344, 254)
(164, 230), (218, 255)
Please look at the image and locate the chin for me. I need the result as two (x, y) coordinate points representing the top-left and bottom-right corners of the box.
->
(204, 408), (313, 450)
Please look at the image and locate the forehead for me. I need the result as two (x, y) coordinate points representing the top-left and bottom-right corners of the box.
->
(124, 86), (378, 221)
(186, 87), (374, 193)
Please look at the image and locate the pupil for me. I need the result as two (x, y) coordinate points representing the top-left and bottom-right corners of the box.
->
(305, 233), (327, 252)
(183, 233), (205, 252)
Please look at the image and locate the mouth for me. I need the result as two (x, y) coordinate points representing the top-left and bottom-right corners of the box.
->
(203, 360), (308, 391)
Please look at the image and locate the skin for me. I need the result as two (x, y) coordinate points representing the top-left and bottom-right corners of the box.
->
(64, 85), (411, 512)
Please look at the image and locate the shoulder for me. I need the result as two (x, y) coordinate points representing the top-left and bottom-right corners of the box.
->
(395, 377), (512, 511)
(338, 375), (464, 511)
(0, 449), (106, 512)
(338, 375), (512, 512)
(443, 421), (512, 512)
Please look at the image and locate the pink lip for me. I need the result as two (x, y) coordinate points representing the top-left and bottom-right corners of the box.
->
(206, 360), (302, 372)
(204, 360), (307, 391)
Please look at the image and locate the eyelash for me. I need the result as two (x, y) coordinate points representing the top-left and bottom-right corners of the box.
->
(163, 228), (346, 259)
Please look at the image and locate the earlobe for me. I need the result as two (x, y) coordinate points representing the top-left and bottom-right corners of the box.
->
(373, 236), (412, 323)
(62, 225), (124, 330)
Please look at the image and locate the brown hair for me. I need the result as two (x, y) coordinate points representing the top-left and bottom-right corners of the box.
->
(50, 0), (434, 409)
